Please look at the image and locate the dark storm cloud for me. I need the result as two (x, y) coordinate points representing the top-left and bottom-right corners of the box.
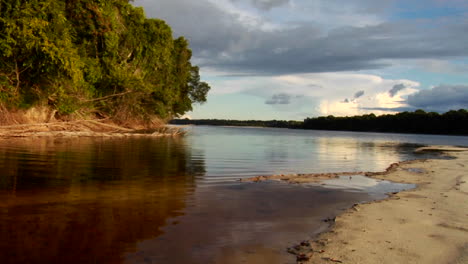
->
(406, 85), (468, 111)
(207, 21), (468, 75)
(389, 84), (406, 97)
(230, 0), (290, 10)
(354, 90), (365, 99)
(297, 0), (394, 16)
(362, 85), (468, 113)
(265, 93), (291, 105)
(134, 0), (468, 75)
(133, 0), (244, 56)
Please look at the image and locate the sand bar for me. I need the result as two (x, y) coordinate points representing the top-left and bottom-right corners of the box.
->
(290, 146), (468, 264)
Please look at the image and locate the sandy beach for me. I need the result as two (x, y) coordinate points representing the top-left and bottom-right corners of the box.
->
(286, 146), (468, 264)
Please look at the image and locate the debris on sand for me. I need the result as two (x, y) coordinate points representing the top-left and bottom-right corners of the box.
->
(241, 171), (365, 184)
(0, 120), (185, 138)
(287, 241), (314, 262)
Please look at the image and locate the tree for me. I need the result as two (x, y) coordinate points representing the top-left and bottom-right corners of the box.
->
(188, 66), (210, 104)
(0, 0), (210, 122)
(0, 0), (83, 109)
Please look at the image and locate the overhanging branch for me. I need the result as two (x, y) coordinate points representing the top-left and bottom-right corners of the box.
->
(82, 91), (134, 103)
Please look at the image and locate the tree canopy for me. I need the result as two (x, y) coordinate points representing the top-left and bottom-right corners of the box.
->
(0, 0), (210, 122)
(303, 109), (468, 135)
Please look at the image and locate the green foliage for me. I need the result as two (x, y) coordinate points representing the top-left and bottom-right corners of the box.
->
(188, 66), (210, 104)
(303, 109), (468, 135)
(0, 0), (210, 119)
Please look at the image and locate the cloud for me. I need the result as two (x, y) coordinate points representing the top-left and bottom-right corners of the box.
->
(389, 83), (406, 97)
(342, 90), (364, 104)
(134, 0), (467, 120)
(135, 0), (468, 75)
(230, 0), (290, 10)
(206, 71), (420, 116)
(265, 93), (291, 104)
(207, 20), (468, 75)
(354, 90), (365, 99)
(406, 85), (468, 111)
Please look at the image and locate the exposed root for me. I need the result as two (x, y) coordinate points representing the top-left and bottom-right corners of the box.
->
(0, 104), (185, 138)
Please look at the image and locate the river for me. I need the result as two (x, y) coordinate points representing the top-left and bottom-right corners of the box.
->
(0, 126), (467, 264)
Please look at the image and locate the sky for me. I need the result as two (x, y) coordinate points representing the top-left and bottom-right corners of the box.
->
(134, 0), (468, 120)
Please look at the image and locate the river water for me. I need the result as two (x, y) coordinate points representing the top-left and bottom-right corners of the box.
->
(0, 126), (467, 264)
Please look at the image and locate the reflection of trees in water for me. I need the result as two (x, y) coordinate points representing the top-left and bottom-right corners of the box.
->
(0, 137), (205, 264)
(0, 137), (205, 189)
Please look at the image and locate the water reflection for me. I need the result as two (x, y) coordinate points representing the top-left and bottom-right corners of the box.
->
(313, 137), (442, 173)
(1, 126), (466, 264)
(125, 182), (374, 264)
(187, 126), (459, 180)
(319, 175), (416, 195)
(0, 137), (204, 264)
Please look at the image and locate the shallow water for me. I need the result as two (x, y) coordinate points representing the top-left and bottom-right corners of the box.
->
(184, 126), (468, 183)
(0, 127), (466, 263)
(319, 175), (416, 194)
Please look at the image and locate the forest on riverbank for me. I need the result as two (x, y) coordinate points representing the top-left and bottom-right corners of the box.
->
(171, 109), (468, 135)
(171, 119), (303, 129)
(0, 0), (209, 127)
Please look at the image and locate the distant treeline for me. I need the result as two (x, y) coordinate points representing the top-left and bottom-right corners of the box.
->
(303, 109), (468, 135)
(171, 109), (468, 135)
(170, 119), (302, 128)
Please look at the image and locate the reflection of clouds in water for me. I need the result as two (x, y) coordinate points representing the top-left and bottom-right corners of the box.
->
(318, 175), (415, 195)
(314, 137), (397, 172)
(321, 175), (380, 190)
(315, 137), (357, 157)
(265, 137), (290, 163)
(186, 126), (466, 180)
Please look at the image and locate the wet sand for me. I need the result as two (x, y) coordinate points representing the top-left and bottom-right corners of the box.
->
(297, 146), (468, 264)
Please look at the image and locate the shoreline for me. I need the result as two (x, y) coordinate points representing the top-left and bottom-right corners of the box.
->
(0, 120), (184, 138)
(286, 146), (468, 264)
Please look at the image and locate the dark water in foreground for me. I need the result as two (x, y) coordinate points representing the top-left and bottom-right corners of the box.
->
(0, 127), (467, 264)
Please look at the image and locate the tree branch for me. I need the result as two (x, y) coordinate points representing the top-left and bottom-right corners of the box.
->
(14, 58), (20, 93)
(82, 91), (134, 103)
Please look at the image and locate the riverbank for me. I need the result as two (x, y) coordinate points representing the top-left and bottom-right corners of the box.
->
(0, 120), (184, 138)
(0, 105), (185, 138)
(291, 146), (468, 264)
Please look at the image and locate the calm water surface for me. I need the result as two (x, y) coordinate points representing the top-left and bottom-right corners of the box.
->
(0, 126), (467, 264)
